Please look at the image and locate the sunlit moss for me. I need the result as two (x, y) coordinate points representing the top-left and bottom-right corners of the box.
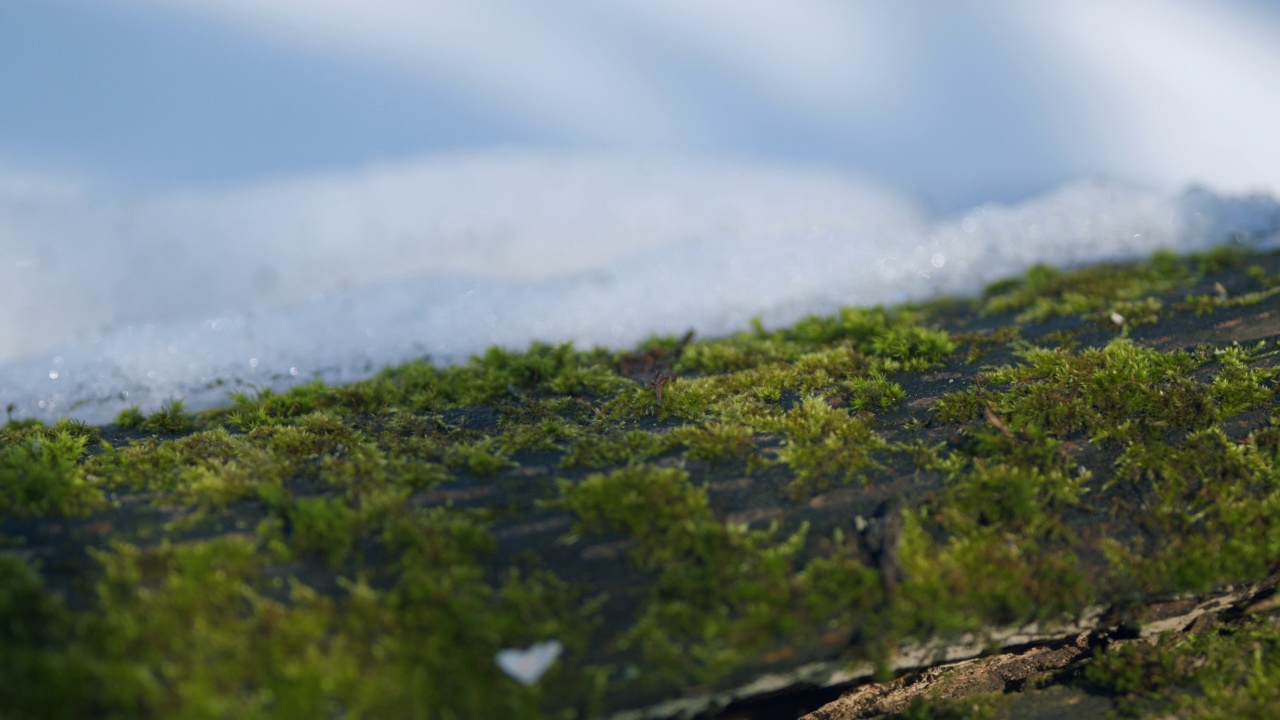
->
(981, 250), (1195, 322)
(978, 338), (1211, 443)
(843, 370), (906, 411)
(140, 398), (195, 434)
(8, 245), (1280, 718)
(0, 429), (100, 516)
(767, 396), (885, 497)
(1210, 344), (1280, 417)
(114, 405), (146, 429)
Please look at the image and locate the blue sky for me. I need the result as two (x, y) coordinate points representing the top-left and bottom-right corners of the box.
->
(0, 0), (549, 185)
(11, 1), (1278, 211)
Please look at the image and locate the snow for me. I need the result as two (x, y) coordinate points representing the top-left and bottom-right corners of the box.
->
(2, 151), (1279, 424)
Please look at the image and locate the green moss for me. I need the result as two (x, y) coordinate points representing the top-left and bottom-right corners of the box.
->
(500, 415), (580, 454)
(1210, 344), (1279, 417)
(217, 342), (626, 427)
(794, 527), (884, 627)
(980, 250), (1195, 322)
(557, 465), (710, 569)
(675, 307), (954, 377)
(953, 326), (1022, 364)
(978, 338), (1211, 443)
(141, 398), (195, 434)
(0, 554), (98, 719)
(941, 461), (1086, 536)
(785, 306), (923, 351)
(1105, 296), (1163, 328)
(843, 370), (906, 411)
(11, 245), (1280, 717)
(670, 421), (756, 463)
(50, 507), (607, 720)
(557, 464), (822, 685)
(1195, 244), (1252, 273)
(559, 429), (675, 469)
(767, 396), (885, 497)
(114, 405), (146, 429)
(1109, 426), (1280, 593)
(0, 429), (100, 517)
(87, 427), (277, 499)
(446, 437), (516, 476)
(868, 324), (956, 371)
(930, 386), (989, 425)
(895, 513), (1090, 635)
(1086, 616), (1280, 718)
(1, 417), (100, 447)
(676, 332), (804, 374)
(286, 496), (360, 565)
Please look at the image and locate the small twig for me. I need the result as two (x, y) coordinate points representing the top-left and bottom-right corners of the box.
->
(674, 329), (696, 360)
(984, 406), (1017, 440)
(651, 372), (671, 410)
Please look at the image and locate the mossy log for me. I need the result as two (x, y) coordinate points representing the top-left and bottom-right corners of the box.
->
(5, 245), (1280, 719)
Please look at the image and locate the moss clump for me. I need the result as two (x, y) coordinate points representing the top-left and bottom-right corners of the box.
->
(140, 398), (195, 434)
(445, 437), (517, 476)
(1106, 425), (1280, 593)
(980, 250), (1195, 322)
(676, 307), (954, 376)
(670, 421), (756, 464)
(558, 465), (714, 569)
(559, 428), (674, 469)
(766, 396), (885, 497)
(978, 338), (1212, 443)
(220, 342), (628, 427)
(114, 405), (146, 429)
(843, 370), (906, 411)
(1210, 343), (1280, 417)
(0, 429), (99, 517)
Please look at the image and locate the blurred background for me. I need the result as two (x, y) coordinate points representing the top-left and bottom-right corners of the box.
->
(4, 0), (1280, 420)
(5, 0), (1280, 210)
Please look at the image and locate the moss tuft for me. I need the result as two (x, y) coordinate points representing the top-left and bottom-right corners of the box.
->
(0, 430), (99, 517)
(141, 399), (195, 435)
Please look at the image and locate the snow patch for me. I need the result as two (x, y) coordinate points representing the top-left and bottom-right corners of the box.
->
(2, 152), (1277, 424)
